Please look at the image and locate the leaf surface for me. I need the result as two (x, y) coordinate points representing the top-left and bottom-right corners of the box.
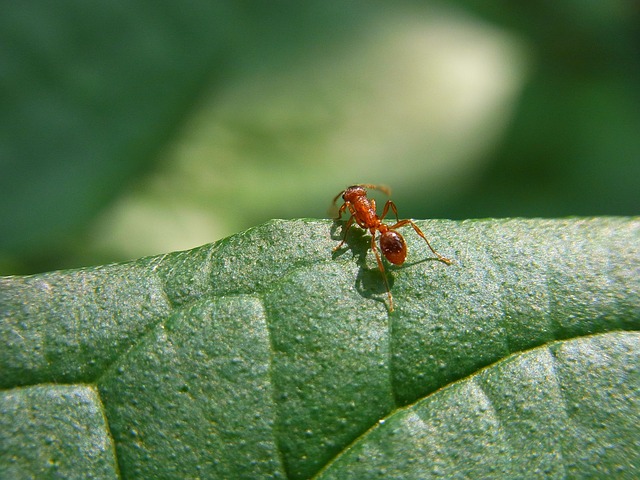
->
(1, 218), (639, 478)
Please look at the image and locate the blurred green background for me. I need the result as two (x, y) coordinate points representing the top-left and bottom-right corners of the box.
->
(1, 1), (639, 275)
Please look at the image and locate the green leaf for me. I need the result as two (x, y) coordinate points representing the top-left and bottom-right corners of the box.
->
(1, 218), (639, 479)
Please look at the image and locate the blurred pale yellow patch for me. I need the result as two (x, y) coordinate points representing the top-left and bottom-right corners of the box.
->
(88, 7), (529, 261)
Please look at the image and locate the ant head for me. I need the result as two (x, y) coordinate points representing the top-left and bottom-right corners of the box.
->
(342, 185), (367, 202)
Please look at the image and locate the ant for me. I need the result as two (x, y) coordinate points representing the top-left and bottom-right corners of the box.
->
(332, 184), (452, 311)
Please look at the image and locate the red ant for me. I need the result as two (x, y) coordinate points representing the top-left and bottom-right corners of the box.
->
(332, 184), (451, 311)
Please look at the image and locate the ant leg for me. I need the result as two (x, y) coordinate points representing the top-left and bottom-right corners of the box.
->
(388, 201), (400, 223)
(370, 232), (394, 311)
(335, 202), (348, 220)
(379, 200), (400, 223)
(391, 220), (452, 265)
(333, 215), (355, 252)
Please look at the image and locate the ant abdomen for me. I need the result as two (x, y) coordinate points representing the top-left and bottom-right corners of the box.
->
(380, 231), (406, 265)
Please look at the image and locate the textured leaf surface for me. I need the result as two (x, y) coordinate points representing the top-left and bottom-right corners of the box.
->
(1, 218), (639, 479)
(318, 332), (639, 478)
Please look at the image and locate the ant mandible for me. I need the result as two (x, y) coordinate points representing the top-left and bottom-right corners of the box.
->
(332, 184), (452, 311)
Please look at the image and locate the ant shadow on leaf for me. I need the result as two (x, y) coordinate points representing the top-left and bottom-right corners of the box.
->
(330, 218), (449, 310)
(331, 220), (394, 305)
